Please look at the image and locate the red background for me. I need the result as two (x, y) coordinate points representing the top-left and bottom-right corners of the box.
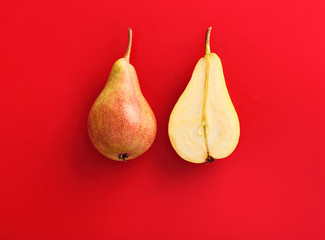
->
(1, 0), (325, 239)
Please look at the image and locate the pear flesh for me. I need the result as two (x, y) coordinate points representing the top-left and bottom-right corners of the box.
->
(168, 28), (240, 164)
(88, 29), (157, 161)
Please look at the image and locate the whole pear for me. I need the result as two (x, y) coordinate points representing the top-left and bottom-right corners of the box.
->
(88, 29), (157, 161)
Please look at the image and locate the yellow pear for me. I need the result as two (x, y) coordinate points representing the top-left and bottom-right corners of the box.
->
(168, 27), (240, 164)
(88, 29), (157, 161)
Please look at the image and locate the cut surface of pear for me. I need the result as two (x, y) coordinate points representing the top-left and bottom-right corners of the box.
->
(168, 27), (240, 164)
(88, 29), (157, 161)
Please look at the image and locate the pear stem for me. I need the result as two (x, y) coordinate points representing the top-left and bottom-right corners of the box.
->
(205, 27), (212, 55)
(124, 28), (132, 61)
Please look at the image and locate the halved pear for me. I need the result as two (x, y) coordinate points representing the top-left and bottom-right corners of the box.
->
(168, 27), (240, 164)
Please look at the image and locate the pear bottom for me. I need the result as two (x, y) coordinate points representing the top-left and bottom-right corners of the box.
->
(88, 94), (157, 161)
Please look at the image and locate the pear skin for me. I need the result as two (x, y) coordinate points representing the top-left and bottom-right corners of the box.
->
(88, 29), (157, 161)
(168, 27), (240, 164)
